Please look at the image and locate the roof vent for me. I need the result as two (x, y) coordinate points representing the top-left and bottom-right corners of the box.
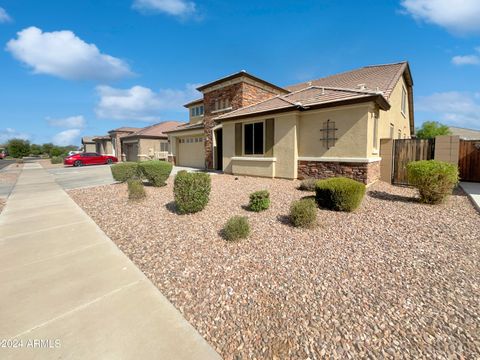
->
(240, 69), (247, 73)
(357, 83), (367, 90)
(307, 81), (312, 86)
(321, 87), (325, 95)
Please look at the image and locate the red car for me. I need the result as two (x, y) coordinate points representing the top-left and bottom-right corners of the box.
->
(63, 152), (118, 167)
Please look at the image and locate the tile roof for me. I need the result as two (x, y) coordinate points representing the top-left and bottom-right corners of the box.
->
(109, 126), (142, 133)
(164, 122), (205, 133)
(92, 135), (111, 141)
(214, 62), (410, 121)
(286, 62), (410, 100)
(184, 98), (204, 108)
(214, 86), (389, 121)
(122, 121), (184, 139)
(81, 136), (96, 143)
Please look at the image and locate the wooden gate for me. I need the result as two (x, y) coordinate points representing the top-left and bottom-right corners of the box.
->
(459, 140), (480, 182)
(392, 139), (435, 185)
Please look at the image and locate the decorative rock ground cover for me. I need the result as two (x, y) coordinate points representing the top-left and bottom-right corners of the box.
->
(69, 175), (480, 359)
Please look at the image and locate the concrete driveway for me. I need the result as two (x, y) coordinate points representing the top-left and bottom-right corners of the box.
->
(0, 160), (15, 171)
(46, 165), (116, 190)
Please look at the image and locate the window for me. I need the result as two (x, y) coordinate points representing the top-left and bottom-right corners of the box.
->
(401, 87), (407, 116)
(373, 114), (378, 150)
(244, 122), (264, 155)
(160, 142), (168, 152)
(214, 98), (231, 111)
(191, 105), (204, 117)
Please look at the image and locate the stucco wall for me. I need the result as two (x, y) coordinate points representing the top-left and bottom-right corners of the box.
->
(84, 143), (96, 153)
(298, 104), (370, 159)
(377, 76), (411, 142)
(273, 113), (298, 179)
(138, 138), (169, 160)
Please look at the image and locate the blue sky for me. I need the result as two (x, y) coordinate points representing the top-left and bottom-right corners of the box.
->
(0, 0), (479, 146)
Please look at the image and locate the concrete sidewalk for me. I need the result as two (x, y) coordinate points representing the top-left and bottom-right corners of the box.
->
(460, 182), (480, 212)
(0, 163), (220, 360)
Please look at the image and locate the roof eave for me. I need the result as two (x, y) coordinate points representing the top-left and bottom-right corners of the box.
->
(215, 95), (389, 122)
(197, 71), (289, 94)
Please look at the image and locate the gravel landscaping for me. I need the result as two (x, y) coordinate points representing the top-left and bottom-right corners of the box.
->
(69, 175), (480, 359)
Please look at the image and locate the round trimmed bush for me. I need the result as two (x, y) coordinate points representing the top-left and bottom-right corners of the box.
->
(138, 160), (172, 187)
(248, 190), (270, 212)
(127, 179), (146, 201)
(315, 177), (366, 212)
(174, 171), (211, 214)
(406, 160), (459, 204)
(298, 178), (317, 192)
(290, 198), (317, 228)
(223, 216), (250, 241)
(111, 162), (139, 182)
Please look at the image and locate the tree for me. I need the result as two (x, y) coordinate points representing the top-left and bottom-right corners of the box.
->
(7, 138), (30, 158)
(416, 121), (451, 139)
(30, 144), (43, 156)
(41, 143), (54, 156)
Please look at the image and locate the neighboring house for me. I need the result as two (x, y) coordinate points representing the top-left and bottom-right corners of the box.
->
(92, 135), (114, 155)
(81, 136), (96, 153)
(167, 62), (414, 184)
(121, 121), (183, 162)
(108, 127), (142, 160)
(448, 126), (480, 140)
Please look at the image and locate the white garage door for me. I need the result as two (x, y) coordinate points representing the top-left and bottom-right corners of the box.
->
(177, 136), (205, 168)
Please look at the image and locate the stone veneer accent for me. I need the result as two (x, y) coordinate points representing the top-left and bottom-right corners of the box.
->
(202, 81), (283, 169)
(298, 160), (381, 185)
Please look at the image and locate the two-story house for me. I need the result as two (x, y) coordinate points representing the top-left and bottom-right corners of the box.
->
(166, 62), (414, 184)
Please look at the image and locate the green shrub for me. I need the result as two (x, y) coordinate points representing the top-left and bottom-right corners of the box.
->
(290, 198), (317, 228)
(406, 160), (459, 204)
(50, 156), (63, 164)
(299, 178), (317, 191)
(138, 160), (172, 187)
(174, 172), (211, 214)
(127, 179), (146, 201)
(248, 190), (270, 212)
(223, 216), (250, 241)
(111, 162), (139, 182)
(315, 177), (366, 212)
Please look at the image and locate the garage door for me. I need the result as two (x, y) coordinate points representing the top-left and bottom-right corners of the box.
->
(177, 136), (205, 168)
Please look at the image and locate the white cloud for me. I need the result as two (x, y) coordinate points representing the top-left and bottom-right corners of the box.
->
(452, 55), (480, 65)
(95, 83), (201, 121)
(52, 129), (81, 146)
(0, 7), (12, 23)
(133, 0), (196, 17)
(6, 27), (133, 81)
(0, 128), (30, 143)
(47, 115), (86, 128)
(452, 47), (480, 65)
(401, 0), (480, 34)
(417, 91), (480, 129)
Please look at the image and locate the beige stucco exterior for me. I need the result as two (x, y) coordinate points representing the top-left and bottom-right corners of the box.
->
(121, 138), (169, 162)
(83, 143), (96, 153)
(222, 103), (379, 179)
(94, 139), (113, 155)
(377, 76), (411, 141)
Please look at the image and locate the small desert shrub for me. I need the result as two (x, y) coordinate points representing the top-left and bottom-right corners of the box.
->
(223, 216), (250, 241)
(407, 160), (459, 204)
(290, 198), (317, 228)
(138, 160), (172, 187)
(299, 178), (317, 191)
(174, 172), (211, 214)
(315, 177), (366, 212)
(50, 156), (63, 164)
(248, 190), (270, 212)
(111, 162), (139, 182)
(127, 179), (146, 201)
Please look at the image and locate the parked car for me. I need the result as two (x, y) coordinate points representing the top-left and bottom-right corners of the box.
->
(0, 152), (5, 160)
(67, 150), (82, 156)
(63, 152), (118, 167)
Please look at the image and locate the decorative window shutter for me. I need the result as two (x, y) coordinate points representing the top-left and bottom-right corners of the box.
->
(235, 123), (242, 156)
(265, 118), (275, 157)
